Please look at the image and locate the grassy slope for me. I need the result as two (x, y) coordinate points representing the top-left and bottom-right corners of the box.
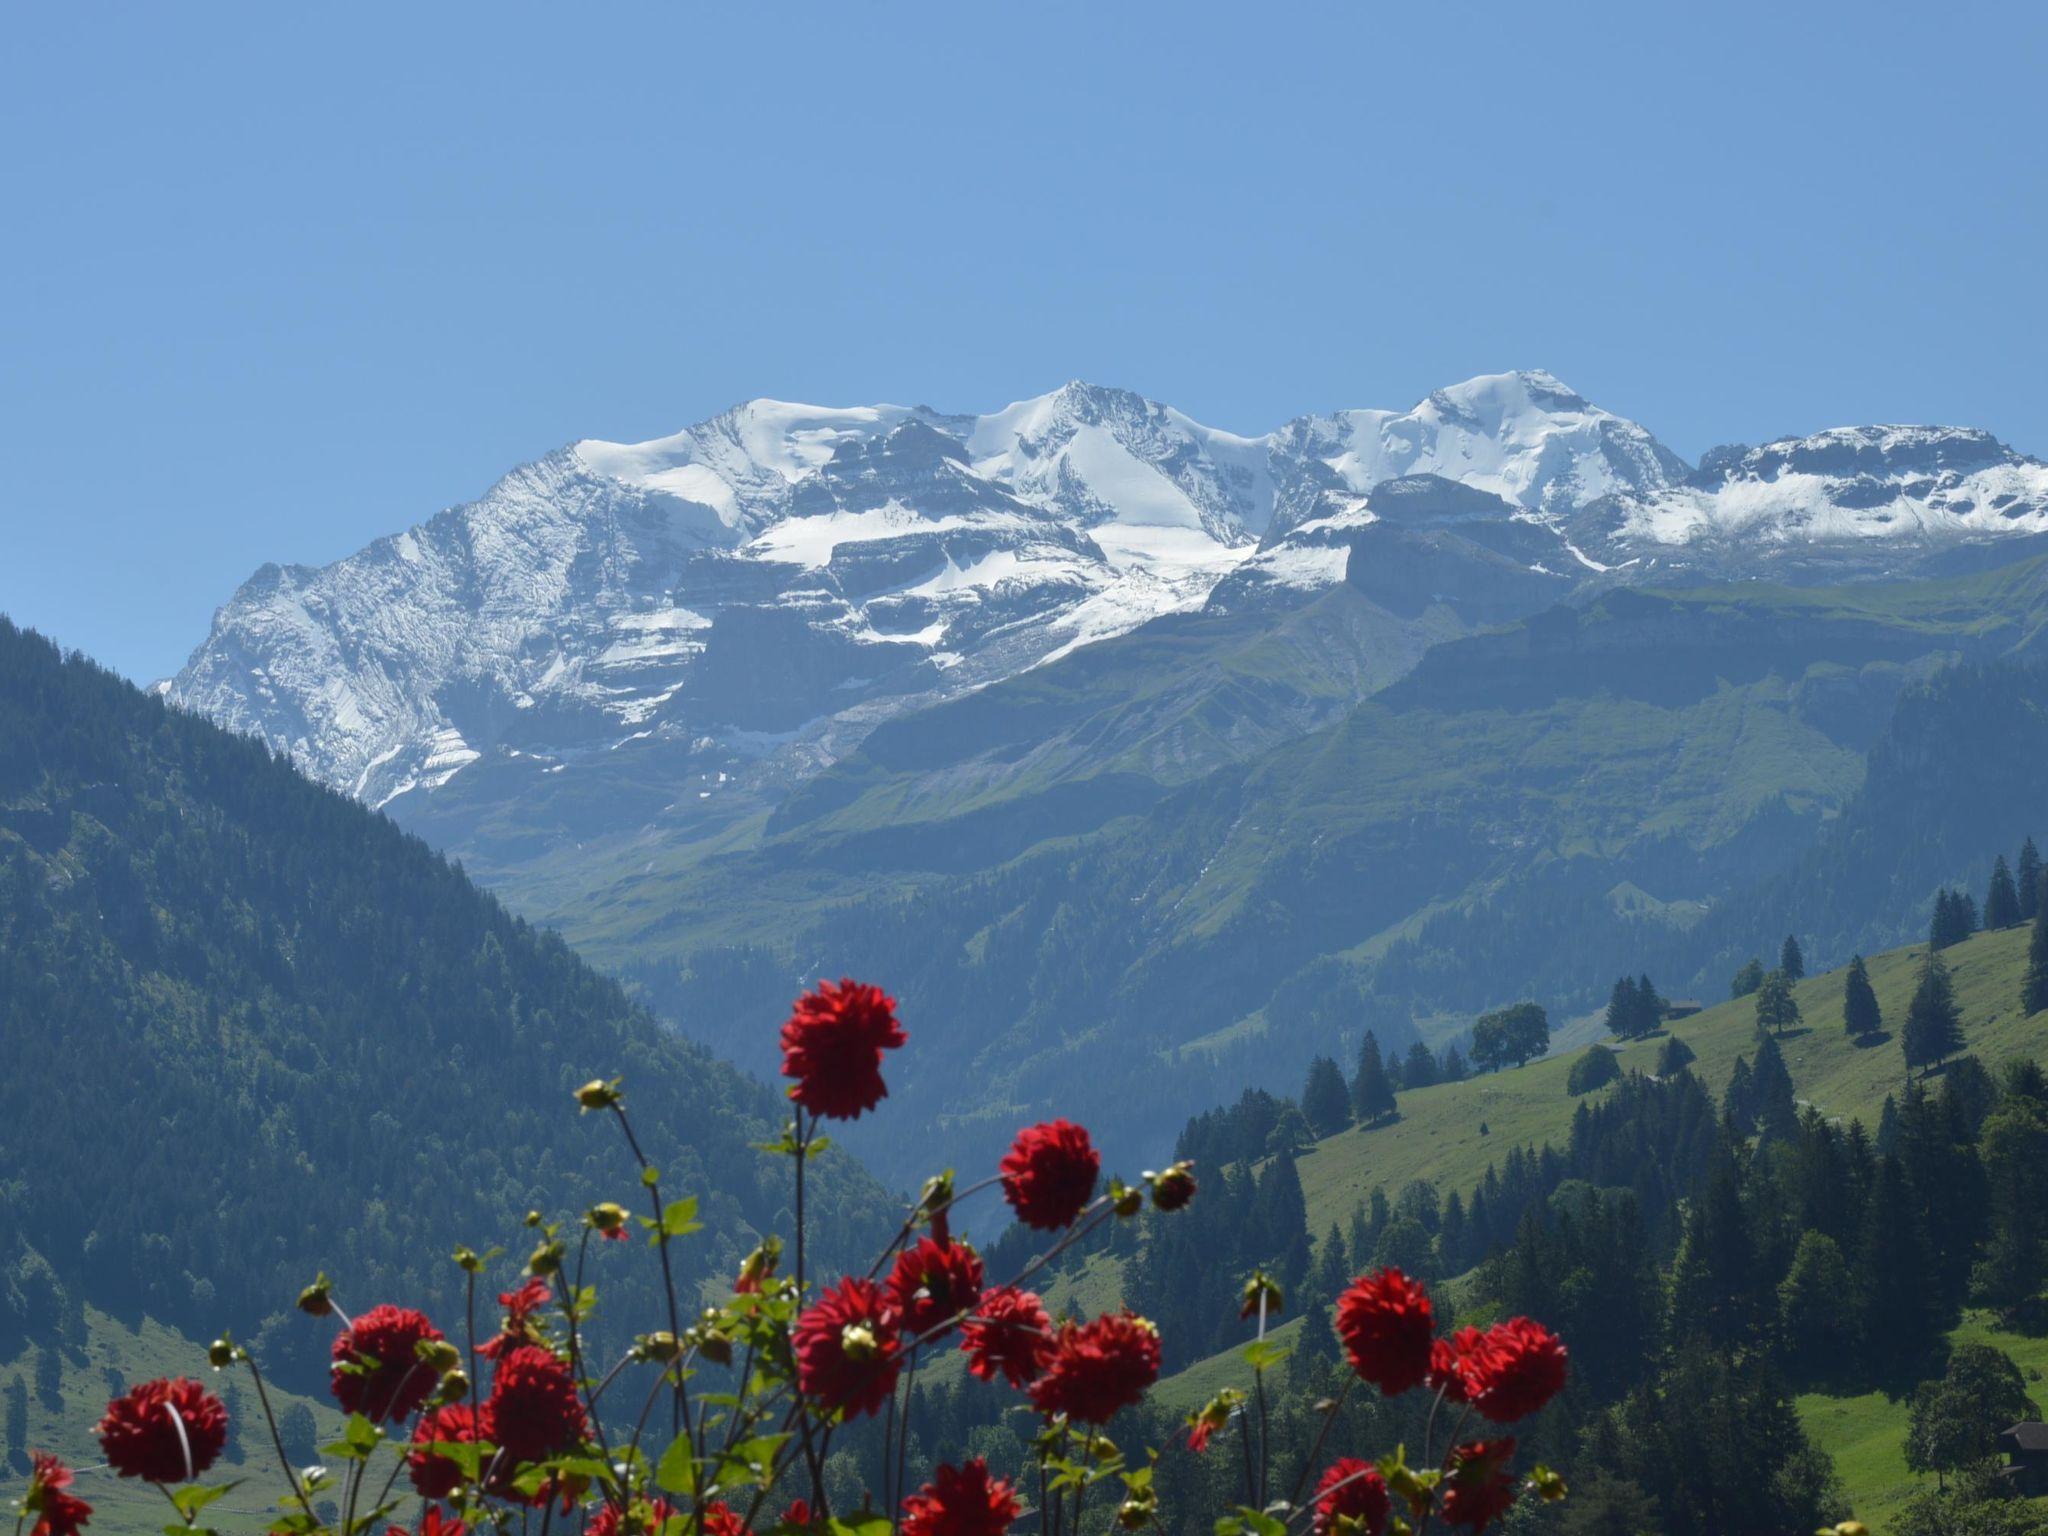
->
(1293, 922), (2042, 1240)
(2, 1309), (340, 1536)
(1148, 924), (2048, 1524)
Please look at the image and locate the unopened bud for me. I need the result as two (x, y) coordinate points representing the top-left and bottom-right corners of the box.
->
(528, 1241), (564, 1277)
(588, 1202), (630, 1235)
(1109, 1179), (1144, 1219)
(524, 1210), (545, 1229)
(208, 1337), (237, 1369)
(575, 1078), (622, 1110)
(1117, 1493), (1156, 1531)
(1240, 1271), (1284, 1321)
(296, 1275), (334, 1317)
(1148, 1162), (1198, 1212)
(417, 1339), (463, 1373)
(437, 1370), (471, 1403)
(638, 1331), (683, 1363)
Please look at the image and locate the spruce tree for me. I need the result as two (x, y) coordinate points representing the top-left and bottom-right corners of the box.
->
(1351, 1032), (1397, 1125)
(1970, 1098), (2048, 1318)
(2024, 895), (2048, 1017)
(1856, 1152), (1936, 1384)
(1725, 1056), (1758, 1130)
(1437, 1043), (1467, 1082)
(1984, 855), (2022, 930)
(1403, 1039), (1438, 1089)
(1605, 976), (1639, 1040)
(1637, 973), (1665, 1030)
(2018, 837), (2042, 923)
(1902, 950), (1964, 1076)
(1779, 933), (1805, 982)
(1751, 1033), (1800, 1143)
(1842, 954), (1882, 1038)
(1731, 957), (1765, 998)
(1301, 1055), (1352, 1139)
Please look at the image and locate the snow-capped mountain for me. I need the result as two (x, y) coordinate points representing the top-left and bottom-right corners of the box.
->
(166, 371), (2048, 812)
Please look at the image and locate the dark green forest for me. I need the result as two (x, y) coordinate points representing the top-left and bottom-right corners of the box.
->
(0, 618), (893, 1390)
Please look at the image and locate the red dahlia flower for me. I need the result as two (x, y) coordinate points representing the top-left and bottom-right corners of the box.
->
(794, 1277), (901, 1419)
(1026, 1312), (1160, 1423)
(999, 1120), (1100, 1231)
(704, 1502), (749, 1536)
(407, 1402), (482, 1500)
(1312, 1458), (1390, 1536)
(332, 1304), (445, 1423)
(479, 1277), (552, 1360)
(901, 1458), (1020, 1536)
(386, 1512), (465, 1536)
(1333, 1268), (1435, 1396)
(779, 978), (906, 1121)
(25, 1453), (93, 1536)
(589, 1497), (676, 1536)
(1149, 1162), (1198, 1212)
(1426, 1325), (1488, 1404)
(483, 1344), (589, 1463)
(1438, 1439), (1518, 1530)
(96, 1377), (228, 1482)
(1465, 1317), (1568, 1423)
(959, 1285), (1052, 1389)
(886, 1236), (986, 1342)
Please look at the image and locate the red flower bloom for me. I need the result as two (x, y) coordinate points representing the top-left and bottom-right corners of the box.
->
(734, 1237), (781, 1296)
(1312, 1458), (1390, 1536)
(1150, 1162), (1198, 1212)
(407, 1402), (482, 1500)
(886, 1237), (986, 1342)
(779, 978), (906, 1121)
(96, 1378), (228, 1482)
(332, 1305), (444, 1423)
(483, 1344), (589, 1464)
(386, 1512), (465, 1536)
(999, 1121), (1100, 1231)
(900, 1458), (1020, 1536)
(589, 1497), (676, 1536)
(1426, 1326), (1487, 1404)
(26, 1453), (92, 1536)
(1438, 1440), (1518, 1530)
(783, 1501), (820, 1530)
(704, 1502), (749, 1536)
(959, 1286), (1052, 1389)
(1026, 1312), (1160, 1423)
(1187, 1417), (1217, 1454)
(1333, 1268), (1435, 1396)
(794, 1277), (902, 1419)
(1464, 1318), (1567, 1423)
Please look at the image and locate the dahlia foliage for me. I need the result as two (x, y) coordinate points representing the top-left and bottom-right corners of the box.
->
(9, 976), (1578, 1536)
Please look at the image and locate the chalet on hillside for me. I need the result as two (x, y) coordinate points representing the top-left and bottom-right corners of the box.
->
(2000, 1421), (2048, 1496)
(1663, 999), (1704, 1022)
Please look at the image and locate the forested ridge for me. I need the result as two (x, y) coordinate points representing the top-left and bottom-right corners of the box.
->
(0, 617), (893, 1390)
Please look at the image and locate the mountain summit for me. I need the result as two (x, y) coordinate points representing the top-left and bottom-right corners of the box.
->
(167, 373), (2048, 814)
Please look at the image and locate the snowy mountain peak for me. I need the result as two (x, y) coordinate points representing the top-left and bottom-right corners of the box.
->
(168, 373), (2048, 814)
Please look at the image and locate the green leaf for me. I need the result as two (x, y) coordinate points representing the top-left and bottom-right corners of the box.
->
(715, 1431), (790, 1489)
(1243, 1339), (1292, 1371)
(642, 1165), (661, 1186)
(827, 1518), (892, 1536)
(1235, 1508), (1287, 1536)
(654, 1432), (699, 1495)
(1213, 1519), (1245, 1536)
(658, 1197), (702, 1237)
(169, 1482), (241, 1519)
(423, 1439), (487, 1480)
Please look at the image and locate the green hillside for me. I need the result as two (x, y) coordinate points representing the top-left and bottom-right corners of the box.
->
(2, 1310), (339, 1536)
(1294, 920), (2043, 1238)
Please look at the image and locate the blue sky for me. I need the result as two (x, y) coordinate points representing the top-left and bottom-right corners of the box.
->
(3, 2), (2044, 682)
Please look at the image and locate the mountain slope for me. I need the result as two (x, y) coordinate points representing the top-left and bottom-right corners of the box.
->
(0, 616), (892, 1390)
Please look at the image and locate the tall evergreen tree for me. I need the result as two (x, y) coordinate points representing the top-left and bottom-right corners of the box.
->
(1300, 1054), (1352, 1139)
(1779, 933), (1806, 981)
(1902, 950), (1964, 1075)
(1668, 1137), (1762, 1347)
(1777, 1230), (1857, 1386)
(2018, 836), (2043, 923)
(1730, 957), (1765, 998)
(1842, 954), (1882, 1038)
(1751, 1033), (1800, 1143)
(1856, 1152), (1936, 1384)
(1402, 1039), (1439, 1090)
(1985, 855), (2023, 930)
(2025, 893), (2048, 1017)
(1655, 1034), (1697, 1076)
(1725, 1056), (1758, 1131)
(1754, 969), (1800, 1037)
(1971, 1097), (2048, 1319)
(1605, 975), (1641, 1040)
(1637, 973), (1665, 1028)
(1351, 1032), (1397, 1125)
(1437, 1043), (1468, 1082)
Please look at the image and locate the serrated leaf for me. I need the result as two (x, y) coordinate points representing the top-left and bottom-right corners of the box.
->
(1243, 1339), (1291, 1371)
(659, 1197), (702, 1237)
(827, 1518), (891, 1536)
(1235, 1509), (1287, 1536)
(170, 1481), (241, 1518)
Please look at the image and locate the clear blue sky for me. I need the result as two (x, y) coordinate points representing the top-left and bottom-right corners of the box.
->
(3, 2), (2044, 682)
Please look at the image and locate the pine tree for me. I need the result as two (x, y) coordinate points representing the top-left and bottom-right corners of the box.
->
(1902, 950), (1964, 1075)
(1605, 976), (1640, 1040)
(1656, 1034), (1696, 1075)
(1877, 1093), (1901, 1156)
(1984, 855), (2022, 930)
(1731, 957), (1765, 998)
(1780, 934), (1805, 982)
(1970, 1098), (2048, 1318)
(1668, 1137), (1762, 1347)
(1637, 973), (1665, 1031)
(1751, 1033), (1800, 1143)
(2018, 837), (2042, 923)
(1301, 1055), (1352, 1139)
(1351, 1032), (1397, 1125)
(1724, 1056), (1758, 1130)
(1402, 1040), (1438, 1089)
(1754, 969), (1800, 1037)
(1856, 1152), (1936, 1385)
(1777, 1231), (1856, 1386)
(2024, 895), (2048, 1017)
(1437, 1043), (1467, 1082)
(1842, 954), (1882, 1038)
